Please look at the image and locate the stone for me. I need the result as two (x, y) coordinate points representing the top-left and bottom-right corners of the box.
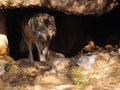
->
(0, 0), (118, 15)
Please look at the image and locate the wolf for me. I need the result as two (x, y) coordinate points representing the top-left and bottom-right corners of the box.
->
(22, 13), (56, 62)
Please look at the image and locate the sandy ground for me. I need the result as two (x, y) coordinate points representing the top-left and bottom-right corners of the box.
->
(0, 47), (120, 90)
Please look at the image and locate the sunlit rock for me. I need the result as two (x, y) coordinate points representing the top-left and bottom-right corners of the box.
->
(77, 55), (97, 68)
(0, 63), (5, 75)
(0, 0), (118, 15)
(0, 34), (8, 58)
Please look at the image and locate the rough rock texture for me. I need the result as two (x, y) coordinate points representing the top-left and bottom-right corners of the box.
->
(0, 51), (78, 90)
(0, 0), (118, 15)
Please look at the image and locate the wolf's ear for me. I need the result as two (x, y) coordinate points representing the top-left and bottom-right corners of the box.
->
(51, 16), (55, 21)
(28, 18), (35, 32)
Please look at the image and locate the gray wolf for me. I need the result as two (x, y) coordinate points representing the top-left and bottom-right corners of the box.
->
(22, 13), (56, 62)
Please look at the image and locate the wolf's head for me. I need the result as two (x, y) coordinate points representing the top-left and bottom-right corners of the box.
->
(28, 13), (56, 41)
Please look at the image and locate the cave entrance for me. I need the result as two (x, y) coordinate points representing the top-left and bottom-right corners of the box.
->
(5, 6), (120, 60)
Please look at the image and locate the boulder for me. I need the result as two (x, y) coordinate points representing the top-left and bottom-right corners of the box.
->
(0, 0), (118, 15)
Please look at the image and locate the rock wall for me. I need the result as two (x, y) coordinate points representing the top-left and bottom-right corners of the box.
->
(0, 0), (118, 15)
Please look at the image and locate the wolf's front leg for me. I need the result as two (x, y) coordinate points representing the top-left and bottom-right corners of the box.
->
(27, 41), (34, 62)
(35, 42), (46, 62)
(42, 46), (49, 59)
(41, 41), (50, 61)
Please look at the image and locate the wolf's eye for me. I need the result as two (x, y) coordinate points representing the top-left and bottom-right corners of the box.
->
(44, 19), (50, 26)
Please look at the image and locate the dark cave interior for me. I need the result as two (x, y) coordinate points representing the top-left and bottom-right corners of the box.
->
(5, 6), (120, 60)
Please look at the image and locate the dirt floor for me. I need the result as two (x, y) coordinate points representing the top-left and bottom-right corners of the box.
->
(0, 44), (120, 90)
